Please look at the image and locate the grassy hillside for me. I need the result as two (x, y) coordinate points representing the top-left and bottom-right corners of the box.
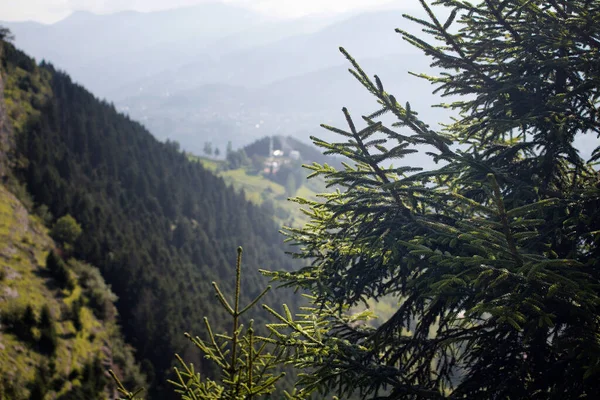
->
(191, 135), (342, 228)
(0, 184), (145, 399)
(193, 149), (407, 335)
(0, 33), (144, 399)
(190, 155), (318, 227)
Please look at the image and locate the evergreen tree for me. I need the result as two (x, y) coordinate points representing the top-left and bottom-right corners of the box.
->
(168, 247), (291, 399)
(267, 1), (600, 398)
(2, 304), (37, 345)
(0, 26), (13, 42)
(29, 363), (50, 400)
(21, 304), (37, 341)
(204, 142), (213, 156)
(112, 248), (301, 400)
(227, 149), (250, 170)
(46, 251), (72, 289)
(38, 305), (57, 355)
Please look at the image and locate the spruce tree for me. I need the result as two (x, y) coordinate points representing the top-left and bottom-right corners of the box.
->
(266, 1), (600, 398)
(111, 248), (303, 400)
(38, 305), (57, 355)
(0, 26), (13, 42)
(21, 304), (37, 342)
(29, 364), (50, 400)
(167, 247), (293, 399)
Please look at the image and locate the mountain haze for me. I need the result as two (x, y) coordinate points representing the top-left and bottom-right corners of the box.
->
(3, 3), (270, 97)
(3, 5), (446, 162)
(120, 52), (445, 162)
(124, 10), (419, 93)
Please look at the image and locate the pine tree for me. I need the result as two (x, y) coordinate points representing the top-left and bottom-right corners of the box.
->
(266, 1), (600, 398)
(46, 250), (72, 289)
(38, 305), (57, 355)
(204, 142), (214, 157)
(0, 26), (14, 42)
(21, 304), (37, 341)
(111, 247), (304, 400)
(167, 247), (293, 399)
(29, 363), (50, 400)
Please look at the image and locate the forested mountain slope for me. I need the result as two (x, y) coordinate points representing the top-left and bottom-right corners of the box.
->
(1, 38), (300, 397)
(0, 185), (145, 399)
(0, 38), (145, 398)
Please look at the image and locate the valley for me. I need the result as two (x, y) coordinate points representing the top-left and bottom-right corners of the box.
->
(1, 1), (598, 399)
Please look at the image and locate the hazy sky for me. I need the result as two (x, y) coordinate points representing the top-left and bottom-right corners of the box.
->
(0, 0), (418, 24)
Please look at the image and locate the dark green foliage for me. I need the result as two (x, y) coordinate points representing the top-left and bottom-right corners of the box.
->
(2, 304), (36, 345)
(113, 248), (310, 400)
(38, 305), (52, 328)
(57, 358), (108, 400)
(226, 148), (250, 170)
(71, 297), (83, 331)
(0, 304), (57, 355)
(165, 139), (181, 153)
(51, 214), (82, 247)
(29, 363), (51, 400)
(265, 1), (600, 399)
(0, 26), (14, 42)
(21, 304), (37, 339)
(38, 305), (57, 355)
(1, 41), (299, 397)
(34, 203), (53, 225)
(0, 377), (22, 399)
(80, 358), (108, 396)
(204, 141), (213, 156)
(285, 173), (297, 197)
(270, 163), (304, 194)
(109, 332), (148, 393)
(45, 250), (72, 289)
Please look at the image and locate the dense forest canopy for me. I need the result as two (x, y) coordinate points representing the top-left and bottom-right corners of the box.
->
(0, 38), (301, 398)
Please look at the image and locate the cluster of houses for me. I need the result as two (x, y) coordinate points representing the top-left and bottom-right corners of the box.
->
(263, 137), (300, 174)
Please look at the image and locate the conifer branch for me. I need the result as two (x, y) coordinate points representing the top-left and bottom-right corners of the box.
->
(109, 369), (144, 399)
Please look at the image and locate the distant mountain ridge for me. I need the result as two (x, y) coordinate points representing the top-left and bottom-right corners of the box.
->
(2, 2), (270, 97)
(107, 9), (421, 101)
(117, 51), (444, 158)
(1, 5), (444, 160)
